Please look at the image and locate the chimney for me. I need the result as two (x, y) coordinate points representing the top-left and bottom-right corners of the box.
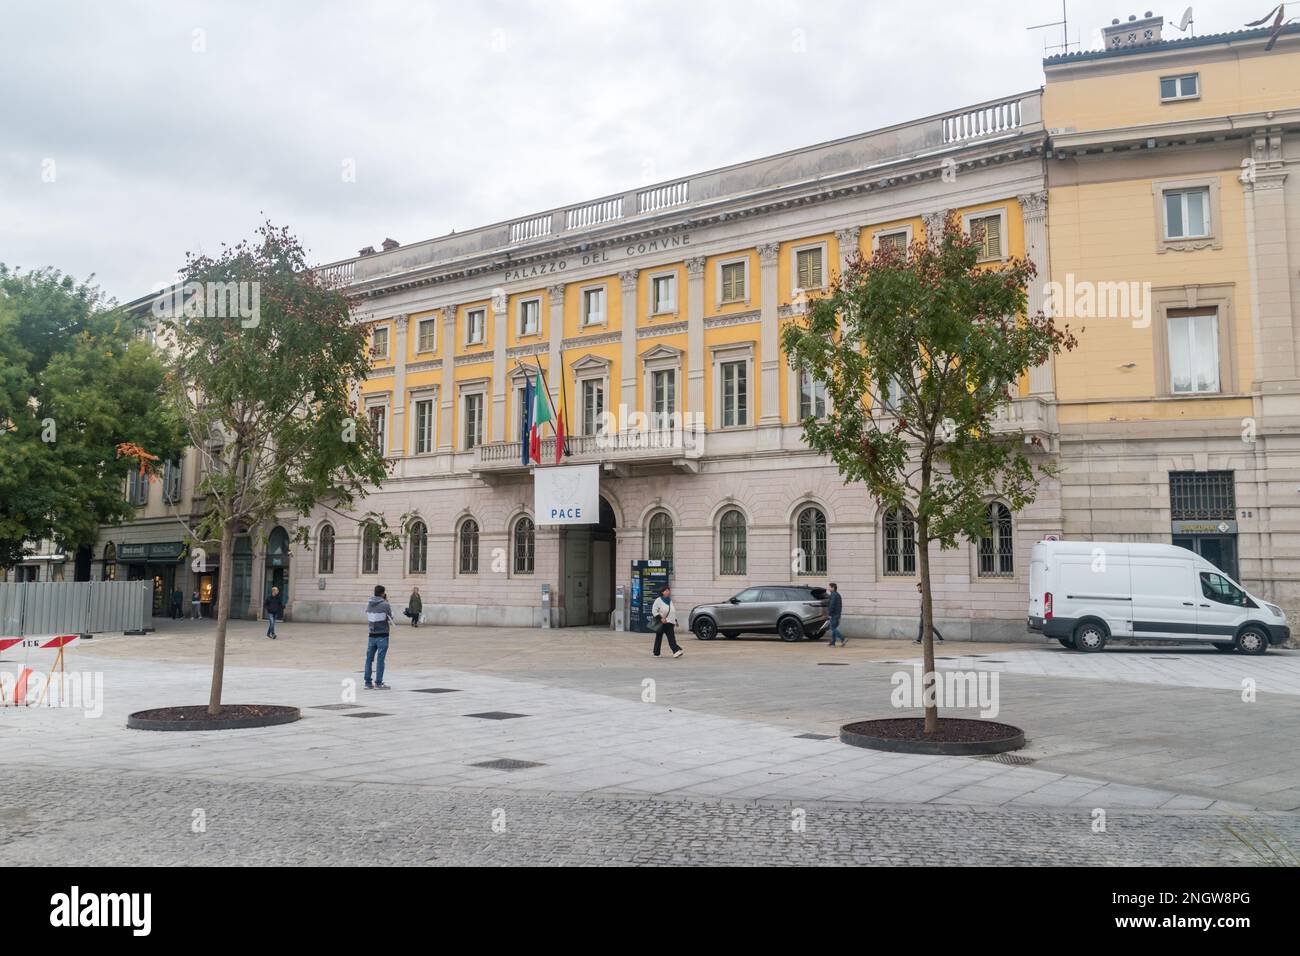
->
(381, 238), (400, 251)
(1103, 12), (1164, 50)
(358, 245), (377, 256)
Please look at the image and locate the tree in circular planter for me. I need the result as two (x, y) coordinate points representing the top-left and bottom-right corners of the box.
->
(781, 212), (1076, 744)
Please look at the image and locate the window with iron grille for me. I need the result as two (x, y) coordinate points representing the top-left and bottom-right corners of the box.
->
(977, 502), (1014, 577)
(459, 519), (479, 574)
(361, 524), (380, 574)
(648, 511), (673, 563)
(318, 525), (335, 574)
(883, 506), (916, 575)
(1169, 471), (1235, 520)
(719, 509), (747, 575)
(513, 517), (534, 574)
(408, 520), (427, 574)
(796, 506), (827, 574)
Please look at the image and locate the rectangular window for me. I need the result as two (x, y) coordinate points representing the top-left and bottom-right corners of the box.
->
(370, 326), (389, 359)
(582, 379), (605, 435)
(581, 288), (605, 326)
(1169, 471), (1235, 520)
(652, 275), (676, 313)
(652, 369), (677, 419)
(162, 459), (183, 503)
(796, 247), (823, 291)
(367, 406), (387, 454)
(463, 393), (484, 448)
(1163, 187), (1210, 239)
(1168, 309), (1220, 394)
(413, 398), (434, 454)
(720, 262), (746, 303)
(1160, 73), (1199, 101)
(127, 469), (150, 506)
(519, 298), (540, 336)
(721, 360), (748, 427)
(799, 369), (826, 419)
(466, 309), (486, 345)
(417, 318), (437, 353)
(877, 231), (908, 253)
(970, 215), (1002, 262)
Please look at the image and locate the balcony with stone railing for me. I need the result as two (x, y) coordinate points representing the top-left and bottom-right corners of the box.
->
(991, 395), (1055, 448)
(473, 426), (706, 477)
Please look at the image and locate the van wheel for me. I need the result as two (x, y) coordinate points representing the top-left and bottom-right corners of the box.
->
(778, 617), (804, 643)
(1212, 642), (1237, 653)
(693, 618), (717, 641)
(1057, 637), (1075, 649)
(1235, 627), (1269, 656)
(1073, 621), (1108, 652)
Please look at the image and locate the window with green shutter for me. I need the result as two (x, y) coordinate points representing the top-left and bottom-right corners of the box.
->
(971, 215), (1001, 262)
(796, 247), (823, 290)
(721, 262), (746, 302)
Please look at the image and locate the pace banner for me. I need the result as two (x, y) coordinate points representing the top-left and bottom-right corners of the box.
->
(534, 463), (599, 525)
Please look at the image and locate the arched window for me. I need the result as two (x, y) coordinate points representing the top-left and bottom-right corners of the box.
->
(268, 526), (290, 556)
(318, 525), (335, 574)
(648, 511), (673, 563)
(883, 506), (916, 576)
(458, 518), (479, 574)
(719, 509), (747, 575)
(408, 520), (428, 574)
(361, 524), (380, 574)
(102, 542), (117, 581)
(796, 506), (827, 575)
(978, 502), (1014, 577)
(513, 516), (534, 574)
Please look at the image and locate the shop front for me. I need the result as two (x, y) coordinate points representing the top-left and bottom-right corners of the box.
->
(116, 541), (187, 616)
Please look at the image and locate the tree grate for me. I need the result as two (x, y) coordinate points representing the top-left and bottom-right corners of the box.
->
(980, 753), (1035, 766)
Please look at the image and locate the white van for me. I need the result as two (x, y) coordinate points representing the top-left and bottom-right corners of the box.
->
(1027, 541), (1289, 654)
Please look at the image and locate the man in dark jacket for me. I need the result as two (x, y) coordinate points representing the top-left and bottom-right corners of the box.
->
(263, 586), (284, 639)
(365, 585), (394, 690)
(826, 582), (846, 647)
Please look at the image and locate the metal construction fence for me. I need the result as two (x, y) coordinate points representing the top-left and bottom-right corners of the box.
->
(0, 581), (151, 637)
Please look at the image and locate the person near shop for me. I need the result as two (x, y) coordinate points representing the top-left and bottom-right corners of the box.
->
(191, 590), (202, 620)
(263, 586), (284, 639)
(650, 586), (683, 659)
(171, 587), (184, 620)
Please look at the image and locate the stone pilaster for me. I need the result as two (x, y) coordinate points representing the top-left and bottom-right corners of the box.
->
(686, 256), (706, 415)
(619, 269), (639, 415)
(438, 305), (457, 452)
(491, 292), (508, 442)
(757, 242), (782, 426)
(390, 315), (409, 455)
(922, 210), (947, 243)
(835, 226), (862, 275)
(1018, 191), (1055, 396)
(1243, 128), (1297, 390)
(547, 284), (565, 412)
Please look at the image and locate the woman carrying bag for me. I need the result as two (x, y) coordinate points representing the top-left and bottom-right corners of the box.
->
(404, 587), (423, 627)
(651, 586), (684, 659)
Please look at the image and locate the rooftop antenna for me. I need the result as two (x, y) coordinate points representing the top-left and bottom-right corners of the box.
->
(1028, 0), (1080, 55)
(1171, 6), (1196, 37)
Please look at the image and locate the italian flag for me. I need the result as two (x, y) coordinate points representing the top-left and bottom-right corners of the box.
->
(530, 373), (552, 464)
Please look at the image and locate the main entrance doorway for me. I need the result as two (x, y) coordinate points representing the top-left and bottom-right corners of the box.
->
(561, 497), (617, 626)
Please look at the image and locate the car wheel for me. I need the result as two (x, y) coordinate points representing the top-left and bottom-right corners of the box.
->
(1057, 637), (1075, 649)
(721, 631), (739, 639)
(693, 617), (717, 641)
(1073, 621), (1108, 653)
(778, 617), (804, 643)
(1212, 642), (1237, 653)
(1235, 627), (1269, 656)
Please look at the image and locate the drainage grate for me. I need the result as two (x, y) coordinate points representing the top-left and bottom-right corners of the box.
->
(817, 662), (849, 666)
(411, 688), (462, 694)
(342, 712), (392, 719)
(310, 703), (364, 711)
(795, 733), (834, 740)
(471, 758), (544, 771)
(464, 711), (528, 720)
(981, 753), (1036, 766)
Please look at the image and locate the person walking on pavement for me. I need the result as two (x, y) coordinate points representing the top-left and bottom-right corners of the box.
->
(404, 587), (422, 627)
(826, 582), (846, 647)
(913, 581), (944, 645)
(171, 587), (184, 620)
(365, 585), (394, 689)
(263, 586), (284, 639)
(191, 590), (202, 620)
(651, 586), (684, 659)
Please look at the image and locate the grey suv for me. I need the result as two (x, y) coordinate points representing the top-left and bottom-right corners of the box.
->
(689, 586), (830, 642)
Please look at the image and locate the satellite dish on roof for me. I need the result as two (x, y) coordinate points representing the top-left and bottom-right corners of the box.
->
(1176, 6), (1195, 31)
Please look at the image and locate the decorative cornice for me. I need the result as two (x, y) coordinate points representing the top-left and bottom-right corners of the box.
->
(637, 320), (689, 340)
(685, 256), (707, 277)
(454, 352), (493, 366)
(506, 343), (548, 359)
(705, 309), (762, 329)
(562, 331), (621, 350)
(407, 359), (443, 374)
(368, 366), (396, 379)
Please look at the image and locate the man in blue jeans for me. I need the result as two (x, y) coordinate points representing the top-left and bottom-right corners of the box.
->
(826, 581), (846, 647)
(364, 585), (394, 690)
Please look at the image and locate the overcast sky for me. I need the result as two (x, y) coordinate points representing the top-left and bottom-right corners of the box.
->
(2, 1), (1249, 303)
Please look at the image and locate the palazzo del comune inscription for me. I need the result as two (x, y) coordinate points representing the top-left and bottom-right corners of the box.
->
(502, 233), (692, 282)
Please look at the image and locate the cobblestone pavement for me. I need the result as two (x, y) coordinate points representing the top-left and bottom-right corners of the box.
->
(5, 766), (1294, 866)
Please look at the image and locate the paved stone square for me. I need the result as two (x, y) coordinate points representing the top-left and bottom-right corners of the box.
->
(3, 618), (1297, 865)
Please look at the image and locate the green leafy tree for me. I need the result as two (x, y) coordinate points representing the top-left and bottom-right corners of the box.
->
(0, 266), (180, 568)
(781, 214), (1076, 733)
(159, 223), (393, 715)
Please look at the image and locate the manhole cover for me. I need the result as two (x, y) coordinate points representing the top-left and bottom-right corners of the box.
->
(981, 753), (1035, 766)
(411, 688), (462, 694)
(471, 758), (544, 771)
(464, 711), (528, 720)
(795, 733), (834, 740)
(342, 712), (392, 719)
(310, 703), (364, 710)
